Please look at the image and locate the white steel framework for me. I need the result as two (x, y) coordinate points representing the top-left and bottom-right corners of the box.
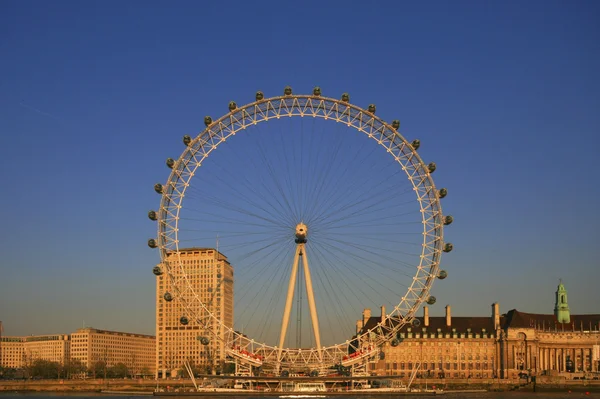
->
(149, 89), (451, 372)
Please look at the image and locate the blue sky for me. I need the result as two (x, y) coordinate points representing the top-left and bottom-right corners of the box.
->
(0, 1), (599, 339)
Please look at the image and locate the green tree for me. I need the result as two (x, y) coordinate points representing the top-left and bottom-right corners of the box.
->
(30, 359), (60, 379)
(140, 367), (151, 378)
(109, 363), (128, 379)
(92, 360), (107, 379)
(66, 359), (86, 379)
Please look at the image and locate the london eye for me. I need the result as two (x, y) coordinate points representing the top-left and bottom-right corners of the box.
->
(148, 87), (453, 375)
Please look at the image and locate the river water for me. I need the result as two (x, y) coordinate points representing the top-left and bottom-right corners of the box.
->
(0, 393), (599, 399)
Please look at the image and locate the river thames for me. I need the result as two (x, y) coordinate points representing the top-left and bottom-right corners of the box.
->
(1, 393), (600, 399)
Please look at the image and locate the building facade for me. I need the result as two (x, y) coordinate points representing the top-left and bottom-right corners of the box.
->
(1, 328), (155, 376)
(0, 336), (25, 368)
(0, 334), (70, 369)
(156, 248), (234, 378)
(359, 283), (600, 379)
(70, 328), (155, 375)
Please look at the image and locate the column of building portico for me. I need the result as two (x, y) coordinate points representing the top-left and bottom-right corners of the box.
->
(540, 347), (545, 371)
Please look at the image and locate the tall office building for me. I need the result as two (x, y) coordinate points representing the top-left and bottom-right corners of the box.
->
(156, 248), (233, 378)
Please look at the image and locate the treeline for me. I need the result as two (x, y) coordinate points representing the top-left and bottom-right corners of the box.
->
(0, 360), (152, 380)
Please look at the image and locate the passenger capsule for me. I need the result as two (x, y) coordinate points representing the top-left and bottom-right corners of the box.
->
(166, 158), (175, 169)
(390, 338), (399, 347)
(443, 243), (453, 253)
(154, 183), (163, 194)
(148, 210), (157, 221)
(228, 101), (237, 111)
(313, 86), (321, 96)
(281, 370), (290, 377)
(368, 104), (376, 114)
(152, 266), (163, 276)
(163, 292), (173, 302)
(427, 296), (437, 305)
(204, 116), (213, 126)
(412, 318), (421, 327)
(438, 270), (448, 280)
(180, 316), (189, 325)
(284, 86), (292, 96)
(438, 188), (448, 198)
(392, 120), (400, 130)
(199, 336), (210, 345)
(256, 91), (264, 101)
(341, 93), (350, 102)
(443, 215), (453, 225)
(428, 163), (437, 173)
(310, 370), (319, 377)
(148, 239), (157, 248)
(411, 140), (421, 151)
(183, 135), (192, 146)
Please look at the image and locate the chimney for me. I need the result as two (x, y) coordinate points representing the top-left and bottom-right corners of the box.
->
(381, 305), (386, 323)
(356, 319), (363, 335)
(492, 303), (500, 330)
(363, 308), (371, 327)
(445, 305), (451, 327)
(423, 306), (430, 327)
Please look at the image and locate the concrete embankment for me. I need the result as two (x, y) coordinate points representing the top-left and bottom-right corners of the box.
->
(2, 376), (600, 394)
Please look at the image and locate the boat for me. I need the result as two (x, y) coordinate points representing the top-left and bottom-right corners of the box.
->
(294, 382), (327, 392)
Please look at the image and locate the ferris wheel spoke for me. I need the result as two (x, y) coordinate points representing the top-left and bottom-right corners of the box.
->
(313, 242), (413, 296)
(309, 171), (411, 229)
(309, 245), (361, 340)
(189, 155), (299, 228)
(317, 235), (420, 274)
(309, 241), (392, 311)
(184, 192), (291, 229)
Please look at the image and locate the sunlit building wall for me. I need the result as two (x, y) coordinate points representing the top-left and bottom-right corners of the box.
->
(70, 328), (155, 375)
(0, 337), (25, 368)
(156, 248), (233, 378)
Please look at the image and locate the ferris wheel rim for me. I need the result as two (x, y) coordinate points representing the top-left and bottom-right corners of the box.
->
(153, 91), (446, 367)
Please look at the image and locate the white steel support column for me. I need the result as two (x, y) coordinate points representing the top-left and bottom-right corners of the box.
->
(278, 223), (322, 364)
(278, 245), (302, 354)
(301, 246), (322, 353)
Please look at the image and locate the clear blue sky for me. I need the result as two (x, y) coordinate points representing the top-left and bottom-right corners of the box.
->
(1, 1), (599, 339)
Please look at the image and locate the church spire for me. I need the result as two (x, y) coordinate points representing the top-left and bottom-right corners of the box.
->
(554, 279), (570, 324)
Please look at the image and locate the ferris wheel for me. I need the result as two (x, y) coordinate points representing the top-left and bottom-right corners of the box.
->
(148, 87), (453, 374)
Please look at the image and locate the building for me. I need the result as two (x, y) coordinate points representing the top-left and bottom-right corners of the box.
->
(0, 336), (25, 368)
(23, 334), (70, 366)
(1, 327), (155, 376)
(0, 334), (70, 369)
(360, 305), (497, 378)
(70, 327), (155, 375)
(497, 282), (600, 376)
(358, 282), (600, 379)
(156, 247), (234, 378)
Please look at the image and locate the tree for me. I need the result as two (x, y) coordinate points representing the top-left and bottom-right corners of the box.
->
(92, 361), (107, 379)
(30, 359), (60, 379)
(140, 367), (151, 378)
(66, 359), (86, 379)
(109, 363), (128, 379)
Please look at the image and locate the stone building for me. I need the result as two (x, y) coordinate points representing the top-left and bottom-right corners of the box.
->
(0, 334), (70, 369)
(358, 282), (600, 379)
(70, 328), (155, 375)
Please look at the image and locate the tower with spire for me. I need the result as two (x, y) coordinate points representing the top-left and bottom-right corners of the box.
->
(554, 279), (571, 324)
